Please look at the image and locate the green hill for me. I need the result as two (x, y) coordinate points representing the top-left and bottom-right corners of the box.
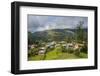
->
(28, 28), (87, 43)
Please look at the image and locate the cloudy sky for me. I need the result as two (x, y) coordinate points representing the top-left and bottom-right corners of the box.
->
(28, 15), (88, 33)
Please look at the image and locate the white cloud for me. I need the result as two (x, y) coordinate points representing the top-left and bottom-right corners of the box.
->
(28, 15), (88, 33)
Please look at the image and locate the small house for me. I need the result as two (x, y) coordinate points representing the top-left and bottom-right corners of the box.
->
(55, 44), (60, 47)
(67, 43), (73, 49)
(38, 47), (46, 55)
(46, 41), (56, 48)
(30, 44), (37, 49)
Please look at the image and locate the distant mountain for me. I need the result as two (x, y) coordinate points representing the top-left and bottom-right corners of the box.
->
(28, 28), (87, 43)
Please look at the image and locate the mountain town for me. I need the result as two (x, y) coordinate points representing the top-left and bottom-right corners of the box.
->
(28, 21), (88, 61)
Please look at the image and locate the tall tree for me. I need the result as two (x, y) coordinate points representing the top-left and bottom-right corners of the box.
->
(28, 32), (34, 45)
(75, 21), (85, 43)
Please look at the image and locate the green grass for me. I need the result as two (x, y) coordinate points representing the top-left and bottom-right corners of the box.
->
(28, 55), (44, 61)
(28, 46), (88, 61)
(45, 47), (62, 60)
(58, 53), (79, 59)
(79, 52), (88, 58)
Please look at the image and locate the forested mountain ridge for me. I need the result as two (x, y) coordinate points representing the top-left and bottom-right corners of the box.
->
(28, 28), (87, 44)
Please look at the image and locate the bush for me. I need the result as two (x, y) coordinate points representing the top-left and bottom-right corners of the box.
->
(67, 48), (74, 53)
(28, 48), (39, 57)
(74, 49), (80, 56)
(61, 46), (67, 52)
(28, 50), (33, 57)
(80, 44), (87, 53)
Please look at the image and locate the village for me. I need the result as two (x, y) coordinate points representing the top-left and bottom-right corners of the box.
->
(28, 41), (87, 60)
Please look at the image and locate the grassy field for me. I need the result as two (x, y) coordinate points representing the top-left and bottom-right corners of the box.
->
(28, 46), (88, 61)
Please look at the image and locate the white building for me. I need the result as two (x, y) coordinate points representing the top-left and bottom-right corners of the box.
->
(38, 47), (46, 55)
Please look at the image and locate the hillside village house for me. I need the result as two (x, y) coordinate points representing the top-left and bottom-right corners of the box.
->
(29, 44), (37, 49)
(62, 42), (84, 50)
(55, 44), (60, 47)
(37, 41), (84, 55)
(31, 45), (35, 49)
(46, 41), (56, 48)
(38, 47), (46, 55)
(59, 41), (66, 44)
(28, 44), (35, 50)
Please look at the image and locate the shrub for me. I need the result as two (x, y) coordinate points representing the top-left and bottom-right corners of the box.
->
(74, 49), (80, 56)
(80, 44), (87, 53)
(28, 48), (39, 57)
(67, 48), (74, 53)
